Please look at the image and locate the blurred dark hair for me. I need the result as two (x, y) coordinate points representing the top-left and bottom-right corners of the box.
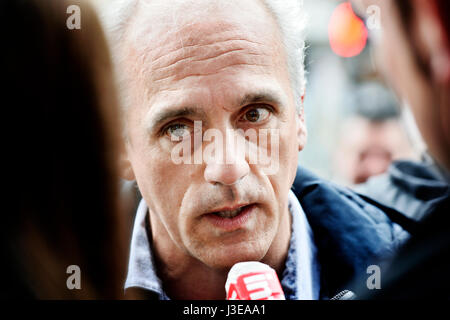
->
(396, 0), (449, 42)
(350, 81), (400, 122)
(395, 0), (450, 79)
(1, 0), (127, 298)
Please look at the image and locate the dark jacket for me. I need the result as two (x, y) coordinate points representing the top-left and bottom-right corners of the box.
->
(357, 195), (450, 299)
(292, 166), (413, 299)
(355, 158), (449, 221)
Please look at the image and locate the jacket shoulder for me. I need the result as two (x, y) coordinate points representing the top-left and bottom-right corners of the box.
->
(292, 166), (411, 297)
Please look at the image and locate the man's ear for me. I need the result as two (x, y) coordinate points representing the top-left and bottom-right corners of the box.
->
(413, 0), (450, 85)
(118, 140), (136, 181)
(296, 102), (307, 152)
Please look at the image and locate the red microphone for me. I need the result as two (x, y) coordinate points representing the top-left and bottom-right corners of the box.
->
(225, 261), (285, 300)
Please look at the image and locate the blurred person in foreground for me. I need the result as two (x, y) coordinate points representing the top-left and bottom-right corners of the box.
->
(0, 0), (127, 298)
(334, 81), (415, 186)
(351, 0), (450, 298)
(98, 0), (413, 300)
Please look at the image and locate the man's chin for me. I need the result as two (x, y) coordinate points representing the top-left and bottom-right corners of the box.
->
(195, 242), (269, 270)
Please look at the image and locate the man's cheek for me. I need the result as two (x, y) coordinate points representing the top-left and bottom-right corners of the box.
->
(276, 131), (299, 188)
(255, 128), (281, 176)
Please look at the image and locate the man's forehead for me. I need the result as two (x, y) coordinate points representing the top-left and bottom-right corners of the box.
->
(124, 1), (287, 93)
(128, 0), (280, 61)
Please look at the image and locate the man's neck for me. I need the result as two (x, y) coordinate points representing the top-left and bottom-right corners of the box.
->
(148, 208), (292, 300)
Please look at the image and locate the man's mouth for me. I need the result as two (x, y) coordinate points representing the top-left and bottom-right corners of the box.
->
(204, 204), (256, 231)
(212, 206), (248, 219)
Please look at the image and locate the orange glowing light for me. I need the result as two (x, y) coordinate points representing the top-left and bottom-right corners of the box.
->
(328, 2), (368, 58)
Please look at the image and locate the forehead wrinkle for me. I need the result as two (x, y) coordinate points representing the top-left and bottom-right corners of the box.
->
(147, 31), (272, 82)
(151, 45), (264, 79)
(151, 50), (270, 83)
(150, 38), (267, 70)
(139, 20), (254, 66)
(153, 62), (272, 84)
(135, 12), (279, 79)
(149, 18), (265, 56)
(135, 2), (269, 61)
(148, 36), (275, 84)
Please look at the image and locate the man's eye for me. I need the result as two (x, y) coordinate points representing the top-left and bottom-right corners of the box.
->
(165, 124), (191, 140)
(241, 107), (271, 123)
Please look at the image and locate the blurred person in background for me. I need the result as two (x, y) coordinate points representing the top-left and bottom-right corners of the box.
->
(0, 0), (128, 298)
(351, 0), (450, 298)
(334, 80), (447, 221)
(334, 81), (415, 186)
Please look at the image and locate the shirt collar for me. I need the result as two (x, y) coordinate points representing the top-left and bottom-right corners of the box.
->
(125, 190), (320, 300)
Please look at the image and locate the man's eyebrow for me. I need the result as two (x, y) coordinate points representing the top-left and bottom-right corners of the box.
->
(238, 91), (285, 107)
(147, 107), (205, 132)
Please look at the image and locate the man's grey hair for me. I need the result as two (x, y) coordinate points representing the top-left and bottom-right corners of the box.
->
(96, 0), (307, 123)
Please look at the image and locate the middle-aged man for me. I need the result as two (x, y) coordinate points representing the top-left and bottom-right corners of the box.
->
(99, 0), (409, 300)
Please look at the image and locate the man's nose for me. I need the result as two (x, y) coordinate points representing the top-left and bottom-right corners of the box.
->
(203, 131), (249, 185)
